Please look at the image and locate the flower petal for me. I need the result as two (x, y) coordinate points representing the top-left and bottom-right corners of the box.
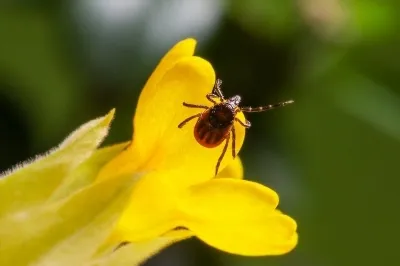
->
(216, 157), (244, 179)
(49, 142), (129, 202)
(132, 38), (199, 165)
(98, 41), (247, 184)
(108, 171), (180, 243)
(93, 232), (192, 266)
(0, 171), (135, 265)
(138, 57), (246, 183)
(177, 178), (297, 256)
(96, 39), (196, 182)
(136, 38), (197, 108)
(106, 171), (195, 244)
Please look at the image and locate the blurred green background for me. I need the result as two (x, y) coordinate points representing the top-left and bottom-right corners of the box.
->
(1, 1), (400, 266)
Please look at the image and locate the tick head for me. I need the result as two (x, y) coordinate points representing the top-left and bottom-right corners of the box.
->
(209, 104), (235, 128)
(227, 95), (241, 108)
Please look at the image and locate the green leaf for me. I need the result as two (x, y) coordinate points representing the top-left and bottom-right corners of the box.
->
(0, 109), (115, 217)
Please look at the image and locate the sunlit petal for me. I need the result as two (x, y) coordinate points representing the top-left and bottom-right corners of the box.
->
(178, 178), (297, 255)
(97, 39), (196, 182)
(95, 232), (192, 266)
(133, 38), (199, 164)
(136, 59), (246, 186)
(216, 156), (244, 179)
(98, 41), (246, 183)
(109, 171), (181, 243)
(137, 38), (197, 102)
(96, 38), (295, 259)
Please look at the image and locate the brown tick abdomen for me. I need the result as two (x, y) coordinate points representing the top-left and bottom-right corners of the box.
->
(194, 109), (232, 148)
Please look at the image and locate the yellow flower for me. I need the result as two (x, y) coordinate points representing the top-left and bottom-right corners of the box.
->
(97, 38), (298, 256)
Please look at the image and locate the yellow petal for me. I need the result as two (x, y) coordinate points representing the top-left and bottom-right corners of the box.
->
(98, 40), (247, 184)
(96, 39), (195, 182)
(136, 38), (197, 111)
(49, 142), (129, 202)
(216, 156), (244, 179)
(133, 38), (198, 164)
(0, 170), (135, 265)
(108, 171), (181, 244)
(136, 57), (245, 184)
(93, 233), (192, 266)
(178, 178), (297, 256)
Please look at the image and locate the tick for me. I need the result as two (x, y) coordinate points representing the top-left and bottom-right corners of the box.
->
(178, 79), (294, 176)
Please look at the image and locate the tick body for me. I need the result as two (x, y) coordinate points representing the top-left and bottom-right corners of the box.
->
(194, 103), (235, 148)
(178, 79), (293, 176)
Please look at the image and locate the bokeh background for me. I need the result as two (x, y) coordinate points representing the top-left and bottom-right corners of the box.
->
(1, 1), (400, 266)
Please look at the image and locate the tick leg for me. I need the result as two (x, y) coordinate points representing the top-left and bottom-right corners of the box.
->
(235, 117), (251, 128)
(213, 78), (225, 100)
(183, 102), (208, 109)
(178, 113), (201, 128)
(241, 100), (294, 112)
(215, 133), (230, 176)
(231, 125), (236, 158)
(206, 93), (219, 104)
